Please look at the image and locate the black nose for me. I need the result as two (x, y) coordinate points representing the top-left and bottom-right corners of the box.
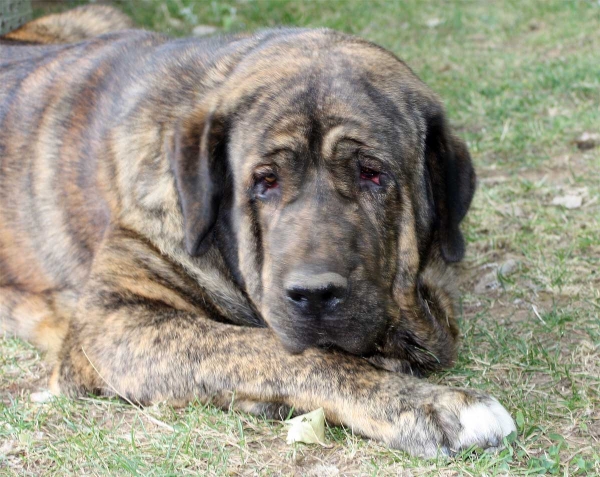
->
(285, 272), (348, 315)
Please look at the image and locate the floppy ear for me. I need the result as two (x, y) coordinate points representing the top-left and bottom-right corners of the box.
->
(169, 110), (227, 256)
(424, 110), (476, 263)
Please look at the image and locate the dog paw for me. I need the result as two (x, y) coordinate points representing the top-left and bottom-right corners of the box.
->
(453, 397), (517, 453)
(382, 386), (517, 458)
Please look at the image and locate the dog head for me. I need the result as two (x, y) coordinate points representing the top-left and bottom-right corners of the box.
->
(169, 30), (475, 355)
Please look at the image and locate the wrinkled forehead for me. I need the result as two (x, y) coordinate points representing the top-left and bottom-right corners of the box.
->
(224, 36), (431, 169)
(227, 73), (424, 171)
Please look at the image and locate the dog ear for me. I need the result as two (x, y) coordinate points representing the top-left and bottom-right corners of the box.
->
(424, 110), (476, 263)
(169, 110), (227, 256)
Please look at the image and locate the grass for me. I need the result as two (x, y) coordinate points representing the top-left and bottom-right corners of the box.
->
(2, 0), (600, 475)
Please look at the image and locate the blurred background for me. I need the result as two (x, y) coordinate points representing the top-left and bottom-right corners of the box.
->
(7, 0), (598, 169)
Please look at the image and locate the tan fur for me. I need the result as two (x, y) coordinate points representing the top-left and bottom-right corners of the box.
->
(2, 5), (132, 44)
(0, 9), (501, 457)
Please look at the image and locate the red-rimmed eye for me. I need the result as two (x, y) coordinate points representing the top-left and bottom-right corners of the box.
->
(262, 173), (278, 189)
(360, 167), (381, 185)
(254, 171), (280, 199)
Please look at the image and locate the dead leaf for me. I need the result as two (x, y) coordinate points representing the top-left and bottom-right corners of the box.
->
(285, 408), (327, 446)
(551, 195), (583, 209)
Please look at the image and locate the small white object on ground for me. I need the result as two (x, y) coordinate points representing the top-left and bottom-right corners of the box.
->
(192, 25), (218, 37)
(30, 390), (54, 403)
(426, 18), (444, 28)
(551, 195), (583, 209)
(285, 407), (327, 445)
(575, 132), (600, 150)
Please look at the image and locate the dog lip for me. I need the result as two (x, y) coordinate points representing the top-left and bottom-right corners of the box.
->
(268, 319), (316, 354)
(316, 335), (378, 357)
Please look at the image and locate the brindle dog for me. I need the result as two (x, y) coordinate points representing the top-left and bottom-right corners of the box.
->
(0, 7), (515, 457)
(1, 5), (132, 44)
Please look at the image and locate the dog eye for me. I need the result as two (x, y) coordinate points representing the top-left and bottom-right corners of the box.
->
(262, 173), (278, 188)
(360, 166), (381, 186)
(254, 172), (280, 199)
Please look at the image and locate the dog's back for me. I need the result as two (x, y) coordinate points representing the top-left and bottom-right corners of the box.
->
(1, 5), (132, 45)
(0, 11), (245, 348)
(0, 7), (144, 349)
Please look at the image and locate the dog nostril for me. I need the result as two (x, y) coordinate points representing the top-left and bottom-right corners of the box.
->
(285, 271), (349, 313)
(287, 291), (308, 303)
(287, 286), (342, 311)
(321, 290), (334, 303)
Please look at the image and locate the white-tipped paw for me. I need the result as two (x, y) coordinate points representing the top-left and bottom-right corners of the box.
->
(401, 391), (517, 458)
(454, 397), (516, 453)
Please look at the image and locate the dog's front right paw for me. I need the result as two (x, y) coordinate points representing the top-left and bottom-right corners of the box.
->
(453, 395), (517, 453)
(384, 387), (516, 458)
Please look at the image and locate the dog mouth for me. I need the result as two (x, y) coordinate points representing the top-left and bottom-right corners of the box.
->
(261, 273), (392, 356)
(281, 331), (380, 357)
(268, 308), (387, 357)
(316, 335), (380, 357)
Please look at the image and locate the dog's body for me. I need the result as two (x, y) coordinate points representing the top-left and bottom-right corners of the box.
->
(1, 5), (132, 44)
(0, 7), (515, 456)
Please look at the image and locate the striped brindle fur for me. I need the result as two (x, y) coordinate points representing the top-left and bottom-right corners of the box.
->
(0, 7), (515, 457)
